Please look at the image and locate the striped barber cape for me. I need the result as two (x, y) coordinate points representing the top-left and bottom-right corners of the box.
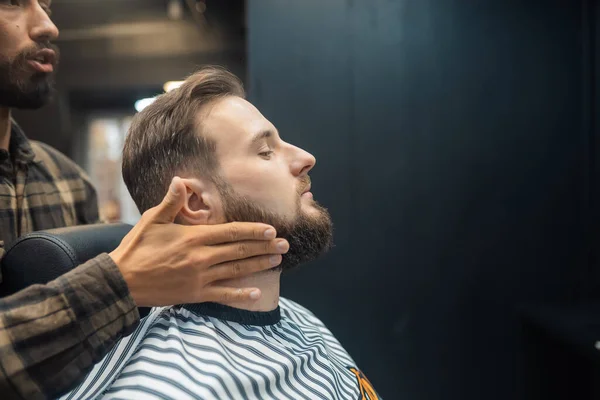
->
(59, 297), (381, 400)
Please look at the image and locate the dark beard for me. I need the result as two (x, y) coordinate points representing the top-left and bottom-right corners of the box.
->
(0, 43), (59, 109)
(216, 178), (333, 273)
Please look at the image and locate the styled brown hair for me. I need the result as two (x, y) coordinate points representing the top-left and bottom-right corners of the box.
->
(122, 66), (245, 213)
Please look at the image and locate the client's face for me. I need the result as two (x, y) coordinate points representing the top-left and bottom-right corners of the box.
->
(203, 96), (333, 271)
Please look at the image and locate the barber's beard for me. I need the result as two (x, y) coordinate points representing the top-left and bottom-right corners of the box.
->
(0, 43), (59, 109)
(216, 178), (333, 273)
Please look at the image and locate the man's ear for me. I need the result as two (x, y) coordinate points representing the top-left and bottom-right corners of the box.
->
(177, 177), (219, 225)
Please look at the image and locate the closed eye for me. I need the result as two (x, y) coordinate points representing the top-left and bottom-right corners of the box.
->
(259, 150), (274, 158)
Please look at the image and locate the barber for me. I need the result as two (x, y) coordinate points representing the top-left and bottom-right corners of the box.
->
(0, 2), (288, 399)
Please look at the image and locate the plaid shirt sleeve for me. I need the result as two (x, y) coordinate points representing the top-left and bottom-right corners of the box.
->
(0, 130), (140, 399)
(0, 254), (140, 400)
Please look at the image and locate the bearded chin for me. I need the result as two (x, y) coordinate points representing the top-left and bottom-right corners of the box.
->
(270, 205), (333, 272)
(218, 181), (333, 273)
(0, 57), (55, 109)
(0, 79), (52, 109)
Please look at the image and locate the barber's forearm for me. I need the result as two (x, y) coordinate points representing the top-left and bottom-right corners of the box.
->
(0, 253), (140, 400)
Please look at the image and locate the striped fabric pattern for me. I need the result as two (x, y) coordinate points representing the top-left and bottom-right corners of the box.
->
(60, 298), (381, 400)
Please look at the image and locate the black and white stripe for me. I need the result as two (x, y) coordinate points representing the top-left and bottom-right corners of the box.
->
(59, 298), (371, 400)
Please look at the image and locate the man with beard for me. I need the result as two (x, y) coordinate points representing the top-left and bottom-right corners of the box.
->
(59, 66), (381, 400)
(0, 2), (291, 399)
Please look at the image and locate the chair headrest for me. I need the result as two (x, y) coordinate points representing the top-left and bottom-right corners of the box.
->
(0, 223), (133, 297)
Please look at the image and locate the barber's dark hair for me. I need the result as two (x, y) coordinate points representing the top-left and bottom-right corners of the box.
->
(122, 66), (245, 213)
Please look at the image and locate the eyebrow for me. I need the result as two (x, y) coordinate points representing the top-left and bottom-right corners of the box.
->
(250, 130), (273, 146)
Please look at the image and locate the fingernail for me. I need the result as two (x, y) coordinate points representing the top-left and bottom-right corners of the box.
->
(170, 177), (179, 193)
(277, 240), (289, 252)
(270, 255), (281, 266)
(249, 290), (261, 300)
(264, 228), (276, 239)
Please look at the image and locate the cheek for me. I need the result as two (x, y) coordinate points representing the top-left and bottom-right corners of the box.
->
(225, 162), (296, 214)
(0, 21), (24, 59)
(232, 173), (287, 200)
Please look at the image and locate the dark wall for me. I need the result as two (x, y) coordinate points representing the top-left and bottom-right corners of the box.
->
(248, 1), (596, 399)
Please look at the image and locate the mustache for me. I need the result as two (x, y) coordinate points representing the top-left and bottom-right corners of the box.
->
(298, 176), (311, 196)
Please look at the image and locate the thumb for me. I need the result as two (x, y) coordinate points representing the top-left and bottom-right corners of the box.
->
(152, 176), (186, 223)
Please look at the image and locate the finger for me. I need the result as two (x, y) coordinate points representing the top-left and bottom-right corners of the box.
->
(207, 239), (289, 265)
(200, 287), (262, 303)
(149, 177), (187, 224)
(207, 254), (282, 282)
(199, 221), (278, 245)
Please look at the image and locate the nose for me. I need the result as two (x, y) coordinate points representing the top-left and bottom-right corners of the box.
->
(28, 5), (59, 42)
(290, 145), (316, 177)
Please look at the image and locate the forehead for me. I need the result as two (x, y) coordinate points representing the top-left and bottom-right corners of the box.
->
(199, 96), (274, 147)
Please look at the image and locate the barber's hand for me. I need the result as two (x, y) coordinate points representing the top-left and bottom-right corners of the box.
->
(109, 177), (289, 307)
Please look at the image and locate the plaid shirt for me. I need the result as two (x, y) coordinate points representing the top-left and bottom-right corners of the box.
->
(0, 122), (139, 400)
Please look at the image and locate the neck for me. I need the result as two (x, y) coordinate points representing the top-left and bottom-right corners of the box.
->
(218, 268), (282, 311)
(0, 108), (11, 151)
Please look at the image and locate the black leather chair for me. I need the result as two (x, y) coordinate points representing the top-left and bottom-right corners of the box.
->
(0, 223), (150, 317)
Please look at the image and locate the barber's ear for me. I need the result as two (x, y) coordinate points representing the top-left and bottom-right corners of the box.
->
(177, 178), (217, 225)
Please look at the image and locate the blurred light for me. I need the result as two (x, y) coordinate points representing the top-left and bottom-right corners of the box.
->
(167, 0), (184, 20)
(164, 81), (184, 92)
(134, 97), (156, 112)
